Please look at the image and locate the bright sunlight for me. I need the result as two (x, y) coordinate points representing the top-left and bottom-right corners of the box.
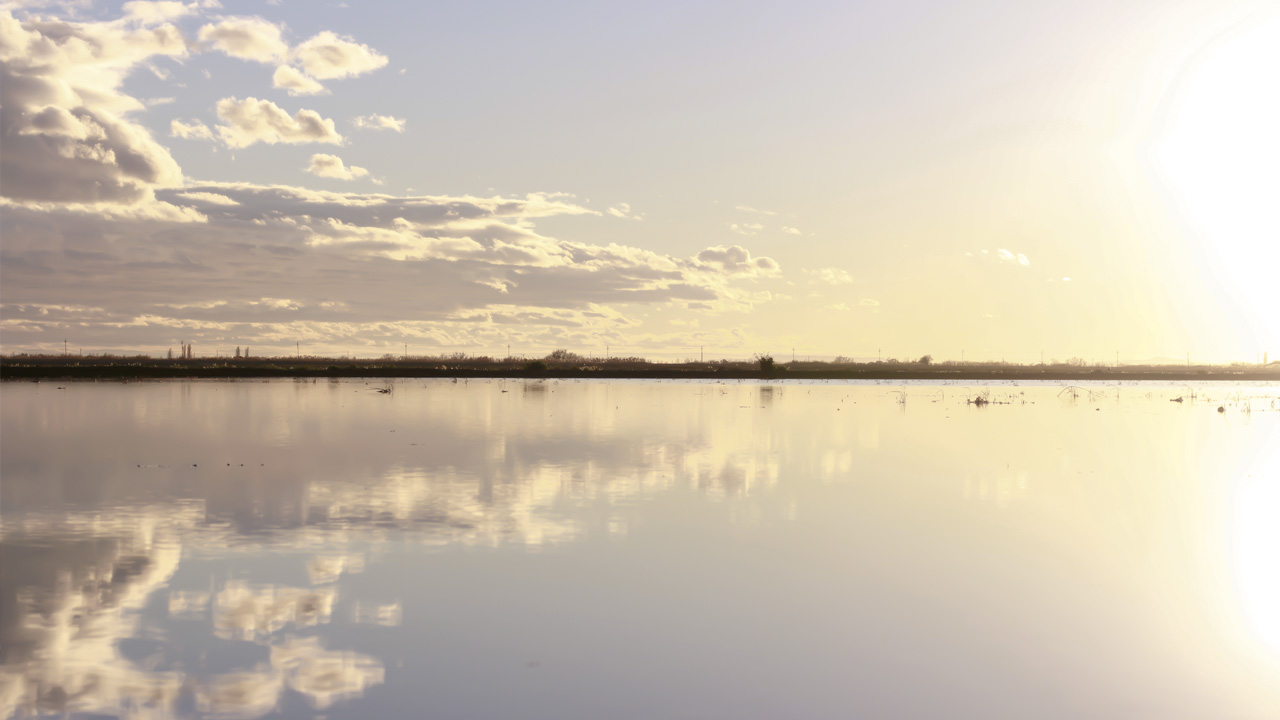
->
(1158, 12), (1280, 356)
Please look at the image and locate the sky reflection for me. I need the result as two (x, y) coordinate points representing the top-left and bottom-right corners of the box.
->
(2, 379), (1279, 719)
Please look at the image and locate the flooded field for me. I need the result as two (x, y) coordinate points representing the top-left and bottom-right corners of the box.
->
(2, 379), (1279, 719)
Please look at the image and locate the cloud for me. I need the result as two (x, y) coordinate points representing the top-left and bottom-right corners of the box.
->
(606, 202), (642, 220)
(0, 5), (780, 356)
(858, 298), (880, 307)
(174, 191), (238, 205)
(728, 222), (762, 236)
(272, 65), (328, 96)
(1, 184), (783, 353)
(805, 268), (853, 285)
(695, 245), (780, 277)
(123, 1), (205, 25)
(781, 226), (801, 235)
(980, 248), (1031, 266)
(351, 114), (405, 132)
(0, 9), (187, 205)
(198, 16), (288, 62)
(215, 97), (343, 148)
(291, 31), (388, 80)
(171, 118), (215, 140)
(306, 153), (368, 180)
(996, 248), (1030, 266)
(734, 205), (777, 216)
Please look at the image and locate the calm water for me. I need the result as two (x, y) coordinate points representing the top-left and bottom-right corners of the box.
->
(2, 379), (1279, 719)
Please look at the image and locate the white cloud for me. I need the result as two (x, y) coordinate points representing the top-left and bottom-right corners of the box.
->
(781, 226), (801, 235)
(123, 1), (203, 25)
(606, 202), (642, 220)
(291, 31), (388, 80)
(306, 153), (368, 180)
(695, 245), (780, 277)
(728, 222), (762, 236)
(215, 97), (343, 148)
(170, 118), (215, 140)
(994, 248), (1031, 266)
(805, 268), (853, 285)
(351, 114), (405, 132)
(0, 9), (186, 204)
(198, 16), (288, 62)
(174, 191), (238, 205)
(272, 65), (328, 96)
(858, 298), (880, 307)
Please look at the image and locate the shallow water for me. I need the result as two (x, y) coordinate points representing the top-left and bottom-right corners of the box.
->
(2, 379), (1279, 719)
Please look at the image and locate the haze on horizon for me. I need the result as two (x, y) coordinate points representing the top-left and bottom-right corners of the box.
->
(1, 0), (1277, 364)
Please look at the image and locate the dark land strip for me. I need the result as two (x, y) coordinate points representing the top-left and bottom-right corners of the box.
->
(3, 358), (1278, 382)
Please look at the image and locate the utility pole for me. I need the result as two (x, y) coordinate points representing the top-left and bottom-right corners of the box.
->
(296, 341), (300, 358)
(64, 339), (68, 356)
(404, 343), (407, 360)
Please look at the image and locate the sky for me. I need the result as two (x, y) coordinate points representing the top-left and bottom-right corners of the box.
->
(0, 0), (1276, 362)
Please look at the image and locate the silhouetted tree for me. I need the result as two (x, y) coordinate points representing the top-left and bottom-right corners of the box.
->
(918, 354), (933, 365)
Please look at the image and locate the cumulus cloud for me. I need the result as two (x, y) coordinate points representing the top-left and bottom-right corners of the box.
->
(123, 1), (206, 25)
(272, 65), (327, 95)
(0, 5), (779, 356)
(306, 154), (368, 180)
(291, 31), (388, 79)
(351, 114), (405, 132)
(696, 245), (780, 277)
(2, 184), (782, 353)
(198, 16), (288, 62)
(215, 97), (343, 148)
(0, 9), (186, 205)
(805, 268), (853, 285)
(171, 118), (215, 140)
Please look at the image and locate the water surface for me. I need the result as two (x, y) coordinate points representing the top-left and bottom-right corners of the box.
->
(2, 379), (1279, 719)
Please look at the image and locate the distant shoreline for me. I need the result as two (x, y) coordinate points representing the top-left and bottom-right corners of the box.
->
(3, 359), (1277, 382)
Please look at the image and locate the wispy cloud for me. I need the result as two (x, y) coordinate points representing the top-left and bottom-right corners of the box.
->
(351, 114), (406, 132)
(805, 268), (853, 285)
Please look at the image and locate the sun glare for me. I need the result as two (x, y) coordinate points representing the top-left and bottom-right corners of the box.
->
(1237, 443), (1280, 659)
(1158, 13), (1280, 356)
